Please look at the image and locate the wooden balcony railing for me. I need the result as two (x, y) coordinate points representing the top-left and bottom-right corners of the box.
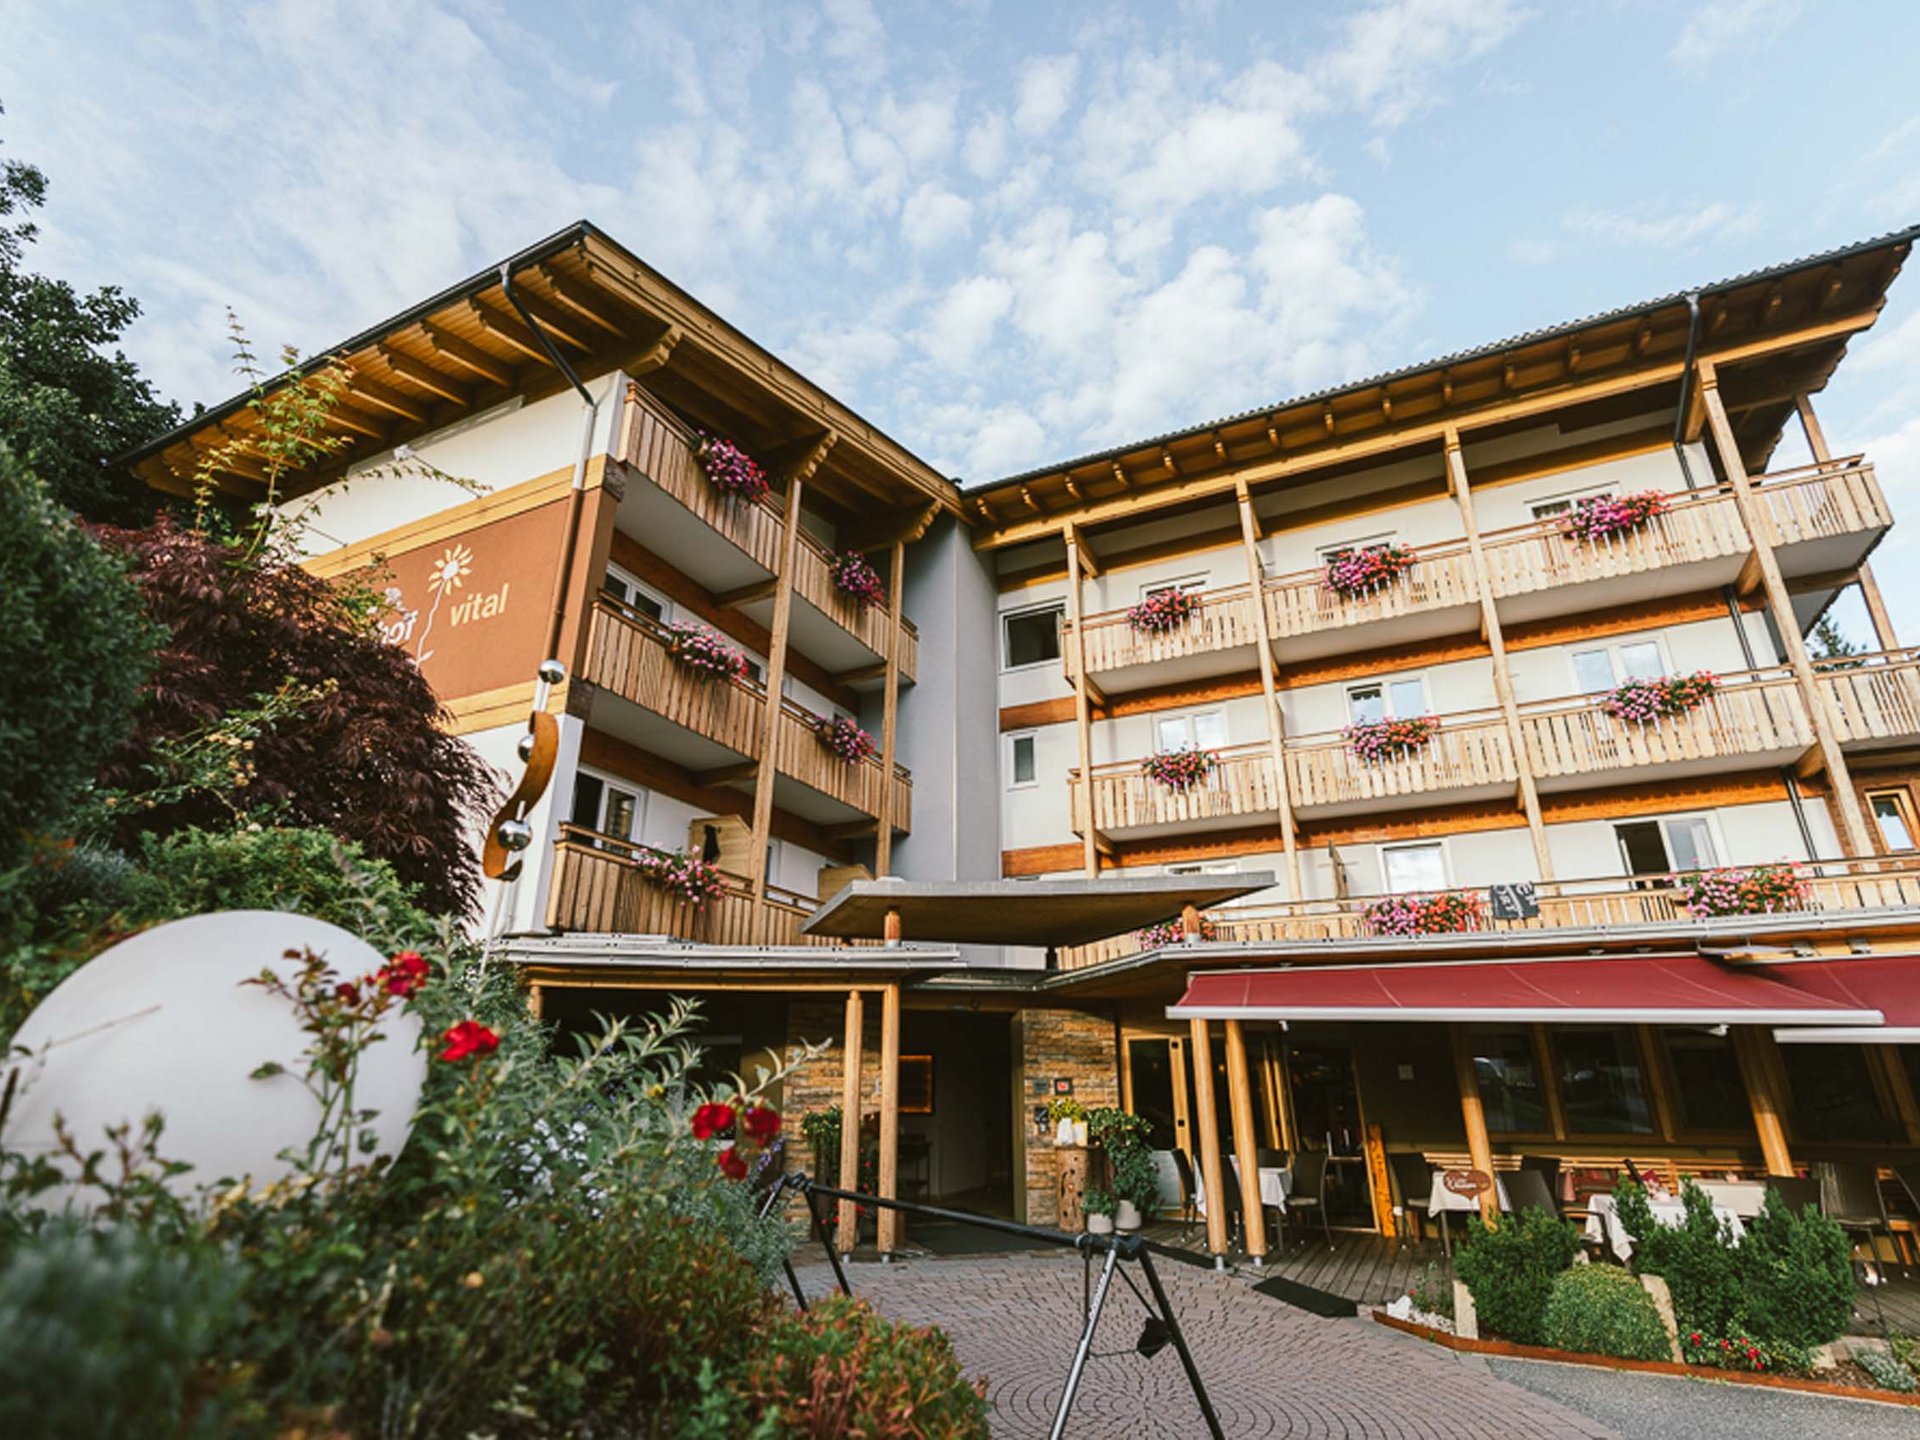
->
(1263, 542), (1480, 640)
(1750, 458), (1890, 550)
(1072, 742), (1283, 836)
(619, 385), (917, 679)
(1056, 857), (1920, 971)
(775, 699), (913, 830)
(1062, 586), (1260, 683)
(1480, 484), (1748, 601)
(1817, 649), (1920, 744)
(1285, 710), (1515, 811)
(1518, 667), (1812, 780)
(545, 826), (827, 944)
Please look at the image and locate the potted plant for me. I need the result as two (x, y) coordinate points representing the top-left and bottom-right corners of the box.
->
(695, 432), (770, 501)
(1088, 1107), (1157, 1231)
(1603, 671), (1718, 725)
(829, 551), (885, 608)
(1047, 1095), (1088, 1146)
(1083, 1187), (1117, 1235)
(1324, 543), (1417, 598)
(1562, 490), (1667, 542)
(1140, 746), (1217, 792)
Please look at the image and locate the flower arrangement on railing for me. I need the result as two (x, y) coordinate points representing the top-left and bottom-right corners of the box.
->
(818, 713), (877, 764)
(1672, 863), (1809, 918)
(830, 550), (886, 609)
(695, 433), (770, 501)
(1135, 915), (1218, 948)
(664, 622), (750, 681)
(1344, 714), (1440, 763)
(634, 846), (731, 908)
(1139, 746), (1217, 793)
(1562, 490), (1668, 542)
(1324, 544), (1417, 598)
(1603, 671), (1718, 725)
(1361, 890), (1484, 937)
(1126, 588), (1199, 633)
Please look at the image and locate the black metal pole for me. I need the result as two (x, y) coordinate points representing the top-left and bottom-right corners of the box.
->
(803, 1182), (853, 1298)
(756, 1173), (812, 1311)
(1049, 1240), (1122, 1440)
(1136, 1247), (1226, 1440)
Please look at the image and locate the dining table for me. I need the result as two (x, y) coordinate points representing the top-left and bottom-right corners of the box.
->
(1194, 1160), (1290, 1216)
(1584, 1190), (1747, 1263)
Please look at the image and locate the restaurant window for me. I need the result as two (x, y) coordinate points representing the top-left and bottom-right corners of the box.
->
(1380, 841), (1446, 894)
(1781, 1045), (1898, 1144)
(1660, 1028), (1751, 1134)
(1552, 1026), (1653, 1134)
(1869, 789), (1918, 853)
(1007, 732), (1037, 788)
(1347, 676), (1427, 724)
(1003, 605), (1063, 669)
(1470, 1027), (1550, 1134)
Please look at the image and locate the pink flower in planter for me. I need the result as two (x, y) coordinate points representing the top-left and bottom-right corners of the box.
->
(1603, 671), (1717, 725)
(665, 622), (750, 682)
(1562, 490), (1667, 542)
(1360, 891), (1483, 936)
(1324, 545), (1416, 599)
(1343, 715), (1439, 762)
(818, 713), (877, 763)
(696, 434), (769, 501)
(634, 846), (731, 907)
(830, 551), (886, 608)
(1140, 746), (1217, 792)
(1126, 589), (1199, 633)
(1671, 863), (1808, 918)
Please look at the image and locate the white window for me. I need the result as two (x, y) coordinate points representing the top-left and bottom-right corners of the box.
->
(1381, 841), (1448, 894)
(1570, 638), (1666, 693)
(568, 769), (644, 845)
(1871, 790), (1918, 853)
(1319, 533), (1398, 564)
(1157, 709), (1228, 752)
(1614, 817), (1717, 876)
(1141, 573), (1208, 601)
(1003, 605), (1064, 670)
(1007, 732), (1038, 789)
(602, 563), (669, 623)
(1348, 676), (1428, 724)
(1530, 484), (1615, 523)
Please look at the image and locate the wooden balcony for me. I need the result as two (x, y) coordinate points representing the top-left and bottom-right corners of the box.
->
(791, 528), (919, 683)
(1480, 485), (1748, 622)
(1749, 458), (1890, 576)
(581, 600), (764, 756)
(545, 827), (827, 944)
(1284, 711), (1516, 817)
(1056, 857), (1920, 971)
(619, 385), (786, 572)
(774, 699), (912, 834)
(1062, 586), (1261, 690)
(1072, 742), (1283, 839)
(1518, 667), (1812, 790)
(1262, 543), (1480, 659)
(1819, 650), (1920, 748)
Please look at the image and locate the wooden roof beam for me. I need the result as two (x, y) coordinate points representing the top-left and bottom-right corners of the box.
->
(325, 404), (392, 443)
(421, 321), (516, 386)
(510, 287), (597, 352)
(378, 344), (472, 405)
(536, 264), (637, 336)
(469, 296), (559, 363)
(761, 429), (837, 487)
(626, 321), (682, 376)
(344, 368), (432, 423)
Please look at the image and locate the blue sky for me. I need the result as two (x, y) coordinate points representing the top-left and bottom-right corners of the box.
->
(6, 0), (1920, 635)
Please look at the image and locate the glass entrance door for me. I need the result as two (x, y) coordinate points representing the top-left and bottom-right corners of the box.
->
(1125, 1035), (1191, 1155)
(1285, 1042), (1377, 1229)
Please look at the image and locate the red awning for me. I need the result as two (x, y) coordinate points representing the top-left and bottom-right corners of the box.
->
(1168, 954), (1886, 1027)
(1753, 956), (1920, 1044)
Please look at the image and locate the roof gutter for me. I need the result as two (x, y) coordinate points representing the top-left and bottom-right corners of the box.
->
(1672, 291), (1704, 490)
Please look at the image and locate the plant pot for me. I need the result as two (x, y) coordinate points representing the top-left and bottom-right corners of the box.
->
(1115, 1199), (1142, 1231)
(1073, 1118), (1090, 1147)
(1086, 1211), (1115, 1235)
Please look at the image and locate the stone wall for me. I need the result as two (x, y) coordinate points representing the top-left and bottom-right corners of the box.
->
(1012, 1007), (1120, 1226)
(783, 996), (879, 1181)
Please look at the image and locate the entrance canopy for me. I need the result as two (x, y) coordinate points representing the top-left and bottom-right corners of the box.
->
(804, 873), (1276, 947)
(1167, 954), (1886, 1028)
(1757, 956), (1920, 1043)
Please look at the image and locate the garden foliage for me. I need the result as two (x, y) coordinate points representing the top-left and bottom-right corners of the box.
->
(1453, 1207), (1582, 1344)
(1539, 1265), (1672, 1362)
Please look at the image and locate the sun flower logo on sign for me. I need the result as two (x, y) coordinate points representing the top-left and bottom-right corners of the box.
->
(415, 544), (475, 664)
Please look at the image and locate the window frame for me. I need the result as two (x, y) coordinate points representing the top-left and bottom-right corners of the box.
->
(1346, 674), (1429, 724)
(1006, 730), (1039, 790)
(1868, 787), (1919, 854)
(1155, 707), (1228, 753)
(1529, 482), (1617, 524)
(1611, 813), (1721, 877)
(1378, 838), (1449, 895)
(1139, 572), (1209, 602)
(1001, 602), (1065, 673)
(569, 765), (646, 847)
(1569, 635), (1669, 694)
(1317, 532), (1399, 565)
(602, 562), (670, 623)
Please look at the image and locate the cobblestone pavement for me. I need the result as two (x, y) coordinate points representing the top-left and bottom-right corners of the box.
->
(793, 1251), (1615, 1439)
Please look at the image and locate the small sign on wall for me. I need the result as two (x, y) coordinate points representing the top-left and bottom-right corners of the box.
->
(1052, 1077), (1074, 1096)
(1488, 882), (1540, 921)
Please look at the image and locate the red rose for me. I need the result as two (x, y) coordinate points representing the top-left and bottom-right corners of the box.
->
(379, 951), (431, 998)
(742, 1104), (781, 1143)
(716, 1145), (748, 1180)
(437, 1019), (500, 1063)
(691, 1102), (737, 1140)
(336, 981), (361, 1006)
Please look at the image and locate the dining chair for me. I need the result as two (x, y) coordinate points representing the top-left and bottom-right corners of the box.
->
(1257, 1146), (1290, 1170)
(1286, 1151), (1334, 1252)
(1171, 1149), (1199, 1240)
(1506, 1167), (1561, 1220)
(1818, 1161), (1897, 1280)
(1387, 1151), (1436, 1250)
(1767, 1175), (1823, 1217)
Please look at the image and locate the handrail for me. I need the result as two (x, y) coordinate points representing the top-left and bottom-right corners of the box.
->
(1068, 582), (1255, 630)
(1072, 739), (1272, 782)
(780, 696), (893, 778)
(1511, 664), (1798, 718)
(1285, 707), (1507, 749)
(1814, 647), (1920, 671)
(594, 596), (768, 701)
(1261, 534), (1478, 591)
(1750, 454), (1869, 486)
(554, 823), (817, 909)
(1475, 480), (1737, 548)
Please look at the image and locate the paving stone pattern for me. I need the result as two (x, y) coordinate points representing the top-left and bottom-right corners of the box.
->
(795, 1251), (1615, 1438)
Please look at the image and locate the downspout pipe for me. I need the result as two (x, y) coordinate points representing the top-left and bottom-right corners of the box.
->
(1672, 292), (1703, 491)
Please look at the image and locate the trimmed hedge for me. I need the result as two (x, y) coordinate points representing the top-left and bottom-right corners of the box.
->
(1541, 1265), (1672, 1362)
(1454, 1207), (1582, 1344)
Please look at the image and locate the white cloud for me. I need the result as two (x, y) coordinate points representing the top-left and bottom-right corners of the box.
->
(1013, 54), (1080, 136)
(921, 275), (1013, 365)
(961, 112), (1009, 179)
(900, 184), (973, 250)
(1561, 201), (1761, 250)
(1325, 0), (1531, 128)
(1670, 0), (1801, 74)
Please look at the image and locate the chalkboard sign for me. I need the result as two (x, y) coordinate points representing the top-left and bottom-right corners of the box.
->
(1488, 881), (1540, 920)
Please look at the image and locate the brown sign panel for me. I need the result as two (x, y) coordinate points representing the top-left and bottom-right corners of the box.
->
(360, 499), (570, 703)
(1443, 1168), (1493, 1197)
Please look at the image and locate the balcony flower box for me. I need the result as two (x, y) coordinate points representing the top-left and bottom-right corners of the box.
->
(1135, 915), (1218, 948)
(1344, 715), (1439, 763)
(1126, 588), (1199, 634)
(665, 622), (750, 682)
(634, 847), (731, 908)
(1672, 863), (1809, 918)
(830, 551), (885, 609)
(818, 713), (877, 764)
(1603, 671), (1717, 725)
(1325, 544), (1417, 598)
(1562, 490), (1668, 542)
(695, 433), (770, 501)
(1361, 890), (1484, 937)
(1140, 746), (1217, 793)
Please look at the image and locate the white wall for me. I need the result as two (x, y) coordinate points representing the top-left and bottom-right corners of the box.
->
(1506, 616), (1754, 704)
(1280, 657), (1498, 736)
(996, 577), (1074, 709)
(1001, 722), (1079, 849)
(1262, 497), (1460, 577)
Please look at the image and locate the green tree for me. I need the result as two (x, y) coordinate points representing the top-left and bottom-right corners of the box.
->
(0, 107), (180, 523)
(1810, 614), (1861, 662)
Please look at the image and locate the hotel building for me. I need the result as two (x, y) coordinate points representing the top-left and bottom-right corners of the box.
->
(128, 222), (1920, 1263)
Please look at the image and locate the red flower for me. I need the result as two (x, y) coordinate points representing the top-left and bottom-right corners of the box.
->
(691, 1102), (737, 1140)
(742, 1104), (782, 1143)
(437, 1019), (500, 1063)
(716, 1145), (748, 1180)
(379, 950), (430, 998)
(335, 981), (362, 1006)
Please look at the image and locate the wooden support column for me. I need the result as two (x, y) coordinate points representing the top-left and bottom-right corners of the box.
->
(1446, 431), (1554, 879)
(1065, 524), (1099, 875)
(1224, 1020), (1268, 1261)
(1450, 1026), (1499, 1222)
(1702, 367), (1873, 854)
(1797, 392), (1900, 649)
(1188, 1018), (1230, 1260)
(1874, 1043), (1920, 1148)
(748, 475), (806, 901)
(1732, 1026), (1795, 1176)
(877, 982), (902, 1255)
(1236, 482), (1303, 897)
(527, 983), (544, 1020)
(836, 987), (865, 1254)
(875, 539), (906, 876)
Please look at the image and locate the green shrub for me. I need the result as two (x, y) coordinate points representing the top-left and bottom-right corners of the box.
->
(1540, 1264), (1672, 1361)
(746, 1295), (990, 1439)
(1858, 1348), (1917, 1392)
(1454, 1206), (1581, 1344)
(1614, 1179), (1743, 1336)
(1739, 1186), (1855, 1350)
(1679, 1328), (1812, 1375)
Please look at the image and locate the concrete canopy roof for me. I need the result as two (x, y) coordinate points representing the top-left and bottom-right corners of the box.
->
(801, 874), (1277, 947)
